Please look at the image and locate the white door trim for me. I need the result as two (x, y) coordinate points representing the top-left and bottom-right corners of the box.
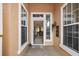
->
(31, 12), (53, 46)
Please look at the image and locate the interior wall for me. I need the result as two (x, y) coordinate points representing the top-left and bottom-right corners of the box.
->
(3, 3), (19, 56)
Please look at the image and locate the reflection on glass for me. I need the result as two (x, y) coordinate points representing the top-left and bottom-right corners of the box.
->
(66, 3), (71, 24)
(21, 6), (27, 46)
(72, 3), (78, 11)
(46, 14), (50, 40)
(63, 36), (68, 46)
(68, 37), (72, 48)
(33, 21), (43, 44)
(72, 3), (79, 23)
(21, 27), (27, 45)
(73, 38), (78, 51)
(63, 27), (68, 36)
(72, 10), (79, 22)
(63, 7), (66, 25)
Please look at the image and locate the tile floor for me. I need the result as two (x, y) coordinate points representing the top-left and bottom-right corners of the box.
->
(21, 46), (70, 56)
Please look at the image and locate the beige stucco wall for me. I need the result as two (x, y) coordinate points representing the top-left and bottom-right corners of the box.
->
(3, 4), (19, 56)
(53, 4), (63, 47)
(3, 4), (10, 56)
(25, 3), (55, 45)
(3, 3), (30, 56)
(24, 3), (63, 47)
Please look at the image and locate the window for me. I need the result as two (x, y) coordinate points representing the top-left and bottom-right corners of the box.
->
(21, 6), (27, 46)
(33, 14), (43, 18)
(63, 3), (79, 53)
(46, 14), (50, 40)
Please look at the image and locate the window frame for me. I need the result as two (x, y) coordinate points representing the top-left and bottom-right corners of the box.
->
(18, 3), (28, 54)
(60, 3), (79, 56)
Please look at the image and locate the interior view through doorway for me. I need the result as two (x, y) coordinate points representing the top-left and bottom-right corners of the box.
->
(33, 21), (44, 45)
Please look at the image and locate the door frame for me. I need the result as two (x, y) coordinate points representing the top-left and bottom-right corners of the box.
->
(31, 12), (53, 46)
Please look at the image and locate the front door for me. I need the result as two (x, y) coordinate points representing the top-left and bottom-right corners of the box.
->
(32, 20), (44, 45)
(31, 12), (52, 46)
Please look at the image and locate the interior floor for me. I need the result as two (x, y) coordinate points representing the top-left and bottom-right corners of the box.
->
(20, 46), (71, 56)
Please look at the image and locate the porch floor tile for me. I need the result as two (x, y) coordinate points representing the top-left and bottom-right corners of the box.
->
(23, 46), (70, 56)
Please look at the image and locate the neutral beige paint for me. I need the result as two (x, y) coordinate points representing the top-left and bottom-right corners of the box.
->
(53, 4), (63, 47)
(3, 4), (19, 56)
(3, 4), (10, 55)
(24, 3), (63, 47)
(24, 4), (54, 45)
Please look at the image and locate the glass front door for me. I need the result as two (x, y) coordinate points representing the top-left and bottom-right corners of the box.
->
(31, 12), (52, 46)
(33, 21), (44, 45)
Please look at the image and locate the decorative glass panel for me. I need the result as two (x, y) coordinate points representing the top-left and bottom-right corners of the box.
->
(46, 14), (50, 40)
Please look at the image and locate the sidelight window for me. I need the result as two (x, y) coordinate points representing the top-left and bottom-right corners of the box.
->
(21, 6), (27, 46)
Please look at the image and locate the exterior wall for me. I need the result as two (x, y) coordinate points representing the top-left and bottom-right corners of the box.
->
(3, 4), (19, 56)
(3, 4), (10, 56)
(53, 4), (63, 47)
(24, 3), (63, 47)
(3, 3), (30, 56)
(25, 3), (54, 45)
